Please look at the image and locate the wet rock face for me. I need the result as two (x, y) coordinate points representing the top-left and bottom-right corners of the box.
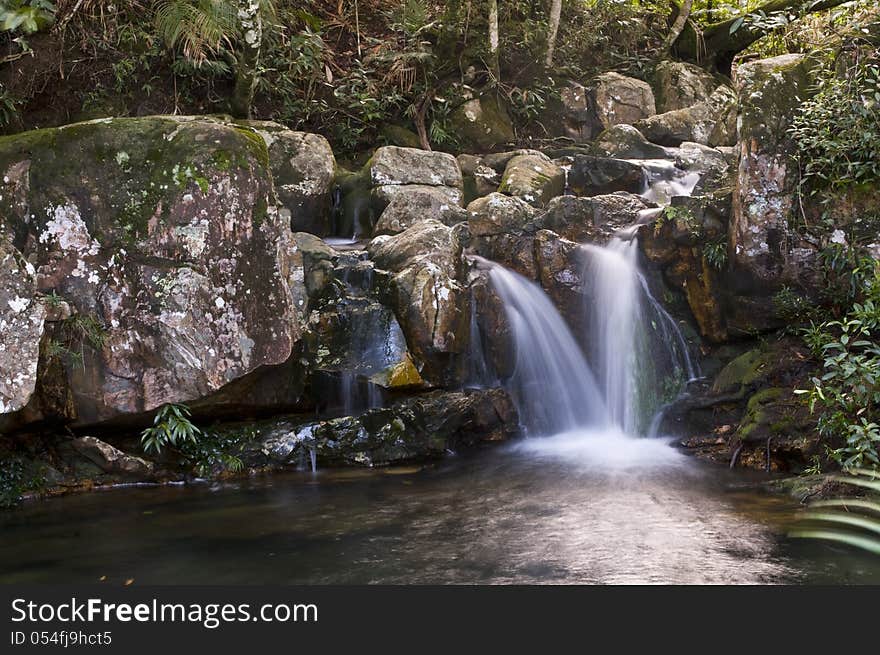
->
(242, 121), (336, 236)
(0, 237), (46, 415)
(0, 116), (300, 425)
(537, 194), (649, 244)
(593, 124), (671, 159)
(732, 54), (818, 289)
(369, 220), (467, 386)
(249, 388), (519, 468)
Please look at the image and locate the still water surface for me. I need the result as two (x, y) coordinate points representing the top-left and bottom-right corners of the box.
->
(2, 434), (878, 584)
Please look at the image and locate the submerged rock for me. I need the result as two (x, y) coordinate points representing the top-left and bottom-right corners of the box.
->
(70, 436), (154, 478)
(251, 388), (519, 467)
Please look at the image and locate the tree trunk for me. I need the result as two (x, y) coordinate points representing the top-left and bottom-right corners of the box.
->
(662, 0), (693, 55)
(545, 0), (562, 68)
(230, 1), (264, 118)
(487, 0), (500, 81)
(672, 0), (850, 75)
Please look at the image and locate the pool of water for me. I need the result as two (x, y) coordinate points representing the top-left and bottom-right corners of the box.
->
(2, 434), (878, 584)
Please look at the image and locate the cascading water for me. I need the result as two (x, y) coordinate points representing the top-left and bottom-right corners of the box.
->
(484, 156), (700, 454)
(628, 159), (701, 205)
(488, 265), (608, 436)
(581, 237), (695, 436)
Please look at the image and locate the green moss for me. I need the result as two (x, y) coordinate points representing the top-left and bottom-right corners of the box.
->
(712, 348), (774, 394)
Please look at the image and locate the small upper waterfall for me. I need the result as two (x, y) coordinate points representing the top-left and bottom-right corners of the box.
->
(488, 265), (609, 436)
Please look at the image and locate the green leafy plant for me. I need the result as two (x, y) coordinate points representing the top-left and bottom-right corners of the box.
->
(0, 457), (44, 509)
(790, 50), (880, 192)
(0, 459), (25, 509)
(703, 237), (728, 271)
(0, 0), (55, 34)
(179, 429), (247, 477)
(796, 272), (880, 470)
(790, 468), (880, 555)
(141, 403), (202, 455)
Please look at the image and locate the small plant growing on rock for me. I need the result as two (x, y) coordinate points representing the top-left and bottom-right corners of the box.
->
(141, 403), (202, 455)
(703, 238), (728, 271)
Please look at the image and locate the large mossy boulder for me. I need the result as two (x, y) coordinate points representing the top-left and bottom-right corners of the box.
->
(367, 146), (465, 236)
(588, 72), (657, 133)
(0, 116), (302, 427)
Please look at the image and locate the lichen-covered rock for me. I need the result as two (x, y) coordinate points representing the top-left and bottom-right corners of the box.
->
(554, 80), (595, 141)
(653, 61), (724, 112)
(498, 153), (564, 206)
(0, 237), (46, 415)
(251, 388), (519, 467)
(450, 93), (515, 151)
(732, 54), (819, 289)
(466, 192), (538, 237)
(241, 121), (336, 235)
(373, 185), (468, 236)
(588, 72), (656, 131)
(0, 116), (300, 426)
(567, 155), (645, 196)
(369, 146), (463, 188)
(593, 124), (671, 159)
(634, 85), (737, 147)
(369, 220), (467, 385)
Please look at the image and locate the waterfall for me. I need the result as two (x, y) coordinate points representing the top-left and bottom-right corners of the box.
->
(581, 237), (695, 436)
(488, 265), (608, 436)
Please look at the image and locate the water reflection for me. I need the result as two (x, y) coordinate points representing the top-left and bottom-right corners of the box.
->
(2, 443), (879, 585)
